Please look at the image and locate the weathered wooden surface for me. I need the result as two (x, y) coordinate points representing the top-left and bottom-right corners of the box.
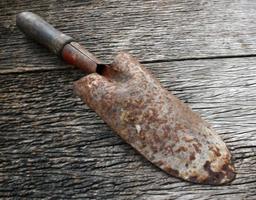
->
(0, 0), (256, 199)
(2, 0), (256, 73)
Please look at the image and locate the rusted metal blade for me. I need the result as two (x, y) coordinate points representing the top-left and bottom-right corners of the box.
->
(74, 52), (235, 185)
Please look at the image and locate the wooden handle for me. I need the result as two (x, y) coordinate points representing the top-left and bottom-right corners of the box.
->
(16, 12), (73, 55)
(16, 12), (100, 74)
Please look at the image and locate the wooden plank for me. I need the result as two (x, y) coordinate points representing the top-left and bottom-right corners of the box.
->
(1, 57), (255, 199)
(2, 0), (256, 73)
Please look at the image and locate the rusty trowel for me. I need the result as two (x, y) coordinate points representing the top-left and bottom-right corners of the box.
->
(16, 12), (235, 185)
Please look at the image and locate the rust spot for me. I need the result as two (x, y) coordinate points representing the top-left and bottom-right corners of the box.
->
(202, 161), (225, 184)
(175, 146), (188, 153)
(222, 163), (236, 181)
(164, 165), (179, 177)
(183, 135), (194, 142)
(188, 176), (198, 183)
(163, 125), (170, 137)
(164, 145), (174, 155)
(155, 160), (165, 166)
(201, 161), (235, 185)
(153, 133), (161, 144)
(174, 123), (184, 132)
(193, 143), (201, 153)
(172, 133), (180, 143)
(163, 130), (169, 138)
(189, 152), (196, 161)
(139, 131), (145, 140)
(209, 146), (221, 157)
(151, 144), (158, 153)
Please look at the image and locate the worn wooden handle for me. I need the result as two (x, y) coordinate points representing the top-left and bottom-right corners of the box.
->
(16, 12), (100, 74)
(16, 12), (73, 55)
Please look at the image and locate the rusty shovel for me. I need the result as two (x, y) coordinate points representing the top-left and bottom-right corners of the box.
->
(16, 12), (235, 185)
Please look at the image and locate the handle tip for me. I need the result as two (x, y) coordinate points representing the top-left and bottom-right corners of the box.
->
(16, 11), (73, 55)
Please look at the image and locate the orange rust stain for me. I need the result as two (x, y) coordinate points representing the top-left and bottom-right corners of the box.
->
(154, 160), (165, 166)
(139, 131), (145, 140)
(172, 133), (180, 143)
(209, 146), (221, 157)
(164, 165), (179, 177)
(175, 146), (188, 153)
(189, 152), (196, 161)
(165, 145), (174, 155)
(183, 135), (194, 142)
(193, 143), (201, 153)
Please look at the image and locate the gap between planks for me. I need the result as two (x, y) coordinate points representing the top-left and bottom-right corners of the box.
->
(1, 53), (256, 75)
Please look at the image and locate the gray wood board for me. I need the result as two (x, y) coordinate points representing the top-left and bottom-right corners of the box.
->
(2, 0), (256, 73)
(1, 58), (256, 199)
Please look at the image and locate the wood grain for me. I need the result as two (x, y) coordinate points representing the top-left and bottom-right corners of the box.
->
(1, 58), (256, 199)
(2, 0), (256, 73)
(1, 0), (256, 199)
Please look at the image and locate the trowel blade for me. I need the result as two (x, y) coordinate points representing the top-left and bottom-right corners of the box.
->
(74, 52), (235, 185)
